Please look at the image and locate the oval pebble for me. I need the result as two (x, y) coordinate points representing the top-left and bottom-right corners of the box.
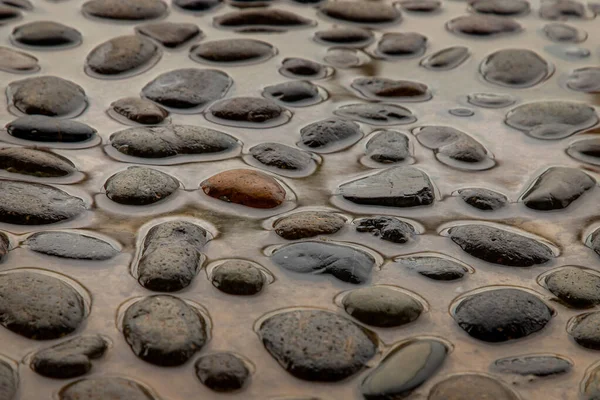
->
(458, 188), (508, 211)
(543, 22), (587, 42)
(352, 77), (431, 101)
(364, 130), (411, 164)
(135, 22), (201, 49)
(248, 142), (314, 173)
(492, 354), (573, 377)
(319, 0), (402, 25)
(59, 377), (158, 400)
(299, 118), (362, 152)
(314, 27), (374, 48)
(394, 254), (470, 281)
(0, 147), (76, 177)
(85, 35), (160, 77)
(279, 58), (329, 79)
(195, 352), (250, 392)
(109, 97), (169, 125)
(0, 358), (17, 400)
(0, 46), (38, 73)
(11, 21), (81, 49)
(428, 374), (518, 400)
(420, 46), (469, 71)
(447, 14), (522, 37)
(206, 97), (290, 127)
(567, 67), (600, 93)
(334, 103), (416, 126)
(6, 116), (97, 143)
(470, 0), (530, 15)
(274, 211), (345, 240)
(376, 32), (427, 58)
(190, 39), (276, 65)
(211, 260), (266, 295)
(521, 166), (594, 210)
(24, 231), (119, 260)
(105, 167), (179, 205)
(214, 8), (314, 31)
(355, 216), (416, 243)
(82, 0), (168, 21)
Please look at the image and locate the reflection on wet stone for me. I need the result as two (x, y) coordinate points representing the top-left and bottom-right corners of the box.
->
(59, 377), (158, 400)
(0, 147), (76, 177)
(25, 231), (119, 260)
(274, 211), (345, 240)
(420, 46), (469, 71)
(190, 39), (276, 64)
(521, 167), (594, 210)
(458, 188), (508, 211)
(355, 216), (416, 243)
(6, 116), (97, 143)
(365, 130), (411, 163)
(428, 374), (519, 400)
(136, 22), (201, 48)
(211, 260), (266, 295)
(11, 21), (81, 48)
(195, 353), (250, 392)
(105, 166), (179, 205)
(492, 354), (573, 377)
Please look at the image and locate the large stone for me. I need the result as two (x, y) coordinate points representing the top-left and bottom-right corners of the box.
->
(211, 260), (266, 295)
(214, 8), (314, 30)
(521, 167), (595, 210)
(364, 130), (411, 163)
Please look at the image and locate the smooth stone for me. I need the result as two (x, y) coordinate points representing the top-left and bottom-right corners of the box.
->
(137, 220), (208, 292)
(521, 167), (594, 210)
(352, 77), (431, 101)
(104, 167), (179, 205)
(8, 76), (88, 118)
(279, 58), (328, 79)
(582, 363), (600, 399)
(458, 188), (508, 211)
(314, 27), (374, 47)
(86, 35), (159, 76)
(0, 271), (86, 339)
(543, 22), (586, 42)
(453, 288), (552, 342)
(82, 0), (168, 20)
(195, 353), (250, 392)
(31, 335), (108, 379)
(480, 49), (551, 88)
(59, 377), (157, 400)
(110, 97), (168, 124)
(567, 138), (600, 165)
(123, 295), (207, 366)
(6, 116), (96, 143)
(0, 147), (76, 177)
(11, 21), (81, 48)
(420, 46), (469, 70)
(339, 166), (435, 207)
(544, 266), (600, 308)
(567, 67), (600, 93)
(214, 9), (314, 30)
(428, 374), (518, 400)
(0, 359), (17, 400)
(142, 68), (232, 111)
(136, 22), (200, 48)
(0, 46), (38, 73)
(546, 44), (590, 59)
(211, 260), (266, 295)
(190, 39), (276, 64)
(207, 97), (287, 125)
(25, 232), (119, 260)
(334, 104), (416, 126)
(365, 130), (411, 163)
(361, 339), (448, 399)
(468, 92), (515, 108)
(0, 4), (20, 23)
(569, 311), (600, 349)
(446, 14), (522, 36)
(258, 309), (377, 381)
(200, 169), (285, 209)
(249, 143), (313, 172)
(505, 101), (598, 139)
(319, 1), (401, 24)
(299, 118), (362, 152)
(110, 125), (238, 158)
(0, 180), (85, 225)
(274, 211), (345, 240)
(271, 241), (375, 284)
(173, 0), (222, 12)
(448, 224), (554, 266)
(540, 0), (586, 19)
(493, 354), (573, 377)
(342, 286), (423, 327)
(229, 0), (275, 8)
(400, 0), (441, 12)
(355, 216), (416, 243)
(377, 32), (427, 57)
(395, 255), (469, 281)
(263, 81), (322, 106)
(470, 0), (530, 15)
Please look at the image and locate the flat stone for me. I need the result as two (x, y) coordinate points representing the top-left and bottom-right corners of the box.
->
(82, 0), (168, 20)
(271, 241), (375, 284)
(110, 97), (168, 124)
(470, 0), (530, 15)
(86, 35), (160, 76)
(458, 188), (508, 211)
(211, 260), (266, 295)
(521, 167), (594, 210)
(453, 288), (553, 342)
(258, 309), (377, 381)
(420, 46), (469, 70)
(540, 0), (586, 19)
(545, 266), (600, 308)
(195, 353), (250, 392)
(249, 143), (313, 172)
(214, 9), (314, 30)
(8, 76), (88, 118)
(480, 49), (551, 88)
(447, 224), (554, 266)
(447, 14), (522, 36)
(377, 32), (427, 57)
(0, 180), (85, 225)
(173, 0), (222, 12)
(263, 81), (322, 106)
(300, 118), (362, 152)
(274, 211), (345, 240)
(137, 220), (208, 292)
(314, 27), (374, 47)
(395, 255), (469, 281)
(0, 46), (38, 73)
(492, 354), (573, 377)
(339, 166), (435, 207)
(334, 104), (416, 126)
(468, 92), (515, 108)
(25, 231), (119, 260)
(567, 138), (600, 165)
(319, 1), (402, 25)
(0, 4), (20, 23)
(0, 147), (76, 177)
(400, 0), (441, 12)
(428, 374), (519, 400)
(543, 22), (587, 42)
(355, 216), (416, 243)
(229, 0), (275, 7)
(207, 97), (286, 124)
(190, 39), (276, 64)
(200, 169), (286, 209)
(31, 335), (108, 379)
(11, 21), (81, 48)
(0, 359), (17, 400)
(0, 271), (86, 339)
(59, 377), (158, 400)
(105, 167), (179, 205)
(364, 130), (411, 163)
(136, 22), (200, 48)
(141, 68), (233, 111)
(352, 77), (431, 101)
(6, 116), (97, 143)
(279, 58), (328, 79)
(1, 0), (31, 9)
(567, 67), (600, 93)
(362, 339), (448, 399)
(569, 311), (600, 349)
(123, 295), (208, 366)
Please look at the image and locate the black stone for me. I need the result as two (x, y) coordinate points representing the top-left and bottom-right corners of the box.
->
(470, 0), (530, 15)
(480, 49), (551, 88)
(0, 359), (17, 400)
(208, 97), (285, 124)
(428, 374), (519, 400)
(274, 211), (345, 240)
(6, 116), (97, 143)
(11, 21), (81, 48)
(420, 46), (470, 70)
(334, 104), (416, 125)
(214, 9), (314, 30)
(211, 260), (266, 295)
(364, 130), (411, 163)
(249, 143), (313, 171)
(0, 147), (76, 177)
(25, 231), (119, 260)
(190, 39), (276, 64)
(279, 58), (328, 79)
(458, 188), (508, 211)
(395, 255), (469, 281)
(82, 0), (168, 20)
(352, 77), (431, 101)
(299, 118), (362, 152)
(446, 15), (522, 36)
(492, 354), (573, 377)
(86, 35), (160, 76)
(522, 167), (594, 210)
(355, 216), (416, 243)
(59, 377), (157, 400)
(195, 353), (250, 392)
(314, 27), (374, 47)
(263, 81), (322, 106)
(319, 1), (402, 24)
(110, 97), (169, 125)
(569, 311), (600, 349)
(136, 22), (201, 48)
(377, 32), (427, 57)
(105, 167), (179, 205)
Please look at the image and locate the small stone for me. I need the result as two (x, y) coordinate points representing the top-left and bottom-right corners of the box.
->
(453, 288), (552, 342)
(582, 362), (600, 399)
(364, 130), (411, 164)
(567, 67), (600, 93)
(86, 35), (160, 77)
(362, 339), (448, 399)
(543, 22), (587, 42)
(123, 295), (207, 366)
(190, 39), (276, 64)
(200, 169), (286, 209)
(271, 241), (375, 284)
(355, 216), (415, 243)
(137, 220), (208, 292)
(352, 77), (431, 101)
(567, 138), (600, 165)
(279, 58), (328, 79)
(142, 68), (233, 111)
(0, 4), (20, 24)
(0, 271), (86, 339)
(492, 354), (573, 377)
(82, 0), (168, 21)
(249, 143), (313, 172)
(540, 0), (586, 19)
(394, 255), (469, 281)
(31, 335), (108, 379)
(25, 231), (119, 260)
(263, 81), (322, 106)
(8, 76), (88, 118)
(458, 188), (508, 211)
(470, 0), (530, 15)
(11, 21), (81, 48)
(0, 46), (38, 73)
(505, 101), (598, 139)
(211, 260), (266, 295)
(428, 374), (519, 400)
(420, 46), (469, 70)
(447, 224), (554, 266)
(0, 359), (17, 400)
(339, 166), (435, 207)
(0, 147), (76, 177)
(258, 309), (377, 381)
(544, 266), (600, 308)
(6, 116), (97, 143)
(0, 180), (85, 225)
(480, 49), (551, 88)
(104, 167), (179, 205)
(468, 92), (515, 108)
(342, 286), (423, 327)
(400, 0), (441, 12)
(110, 97), (168, 124)
(376, 33), (427, 57)
(136, 22), (201, 48)
(319, 1), (402, 25)
(207, 97), (288, 126)
(195, 353), (250, 392)
(59, 377), (158, 400)
(274, 211), (345, 240)
(334, 104), (416, 126)
(299, 118), (362, 152)
(173, 0), (222, 12)
(314, 27), (374, 47)
(521, 167), (594, 210)
(447, 14), (522, 36)
(214, 9), (314, 30)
